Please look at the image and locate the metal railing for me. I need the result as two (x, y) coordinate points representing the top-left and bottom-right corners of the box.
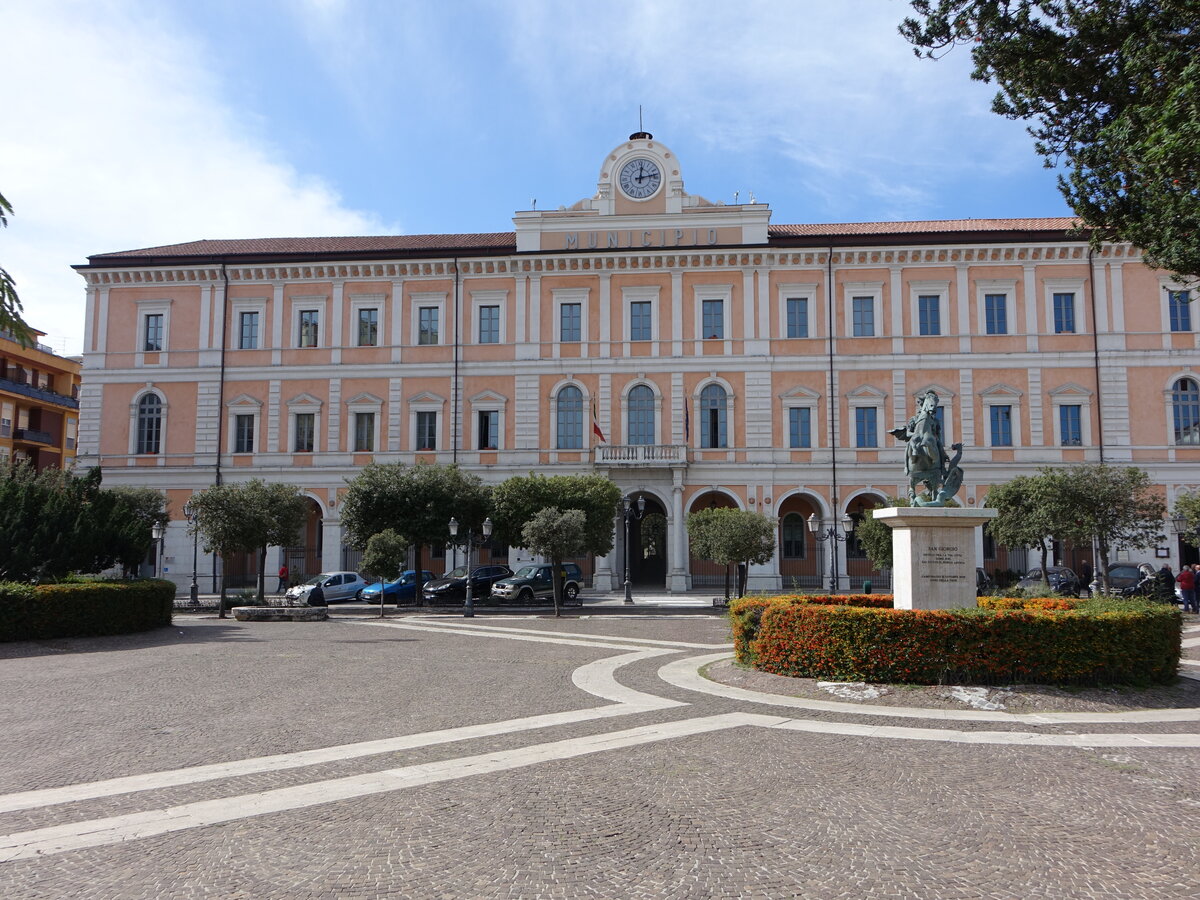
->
(594, 444), (688, 466)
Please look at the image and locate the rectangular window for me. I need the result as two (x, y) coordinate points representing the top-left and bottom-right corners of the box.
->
(354, 412), (375, 452)
(478, 305), (500, 344)
(918, 295), (941, 336)
(238, 311), (259, 349)
(357, 308), (379, 347)
(855, 407), (877, 448)
(984, 294), (1008, 335)
(852, 297), (874, 337)
(630, 301), (652, 341)
(299, 310), (319, 348)
(702, 299), (724, 339)
(788, 407), (811, 448)
(560, 303), (581, 342)
(418, 307), (439, 345)
(144, 314), (163, 351)
(478, 410), (498, 450)
(294, 413), (315, 452)
(1053, 292), (1076, 333)
(990, 405), (1013, 447)
(234, 414), (255, 454)
(1060, 405), (1082, 446)
(786, 298), (809, 338)
(416, 411), (437, 450)
(1169, 290), (1192, 332)
(1, 402), (13, 438)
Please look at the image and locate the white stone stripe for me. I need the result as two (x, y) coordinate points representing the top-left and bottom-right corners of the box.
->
(1182, 635), (1200, 648)
(0, 705), (644, 816)
(1179, 658), (1200, 668)
(0, 714), (785, 862)
(660, 653), (1200, 725)
(767, 718), (1200, 748)
(0, 648), (681, 816)
(405, 617), (732, 650)
(342, 618), (670, 653)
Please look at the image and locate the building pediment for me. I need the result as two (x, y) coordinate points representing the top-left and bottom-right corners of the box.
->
(514, 133), (770, 253)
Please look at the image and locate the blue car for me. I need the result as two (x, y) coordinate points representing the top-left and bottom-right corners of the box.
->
(357, 570), (435, 605)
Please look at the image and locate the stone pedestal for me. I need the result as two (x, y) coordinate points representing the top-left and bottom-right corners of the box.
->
(873, 507), (998, 610)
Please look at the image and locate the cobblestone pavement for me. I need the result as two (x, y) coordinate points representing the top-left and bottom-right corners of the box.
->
(0, 613), (1198, 899)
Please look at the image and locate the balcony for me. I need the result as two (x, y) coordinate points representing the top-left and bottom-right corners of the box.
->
(0, 376), (79, 410)
(594, 444), (688, 467)
(14, 428), (54, 446)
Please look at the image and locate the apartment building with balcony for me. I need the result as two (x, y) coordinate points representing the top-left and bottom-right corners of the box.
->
(0, 326), (81, 472)
(73, 134), (1200, 593)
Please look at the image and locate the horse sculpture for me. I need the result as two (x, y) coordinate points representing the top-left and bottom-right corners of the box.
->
(889, 391), (963, 506)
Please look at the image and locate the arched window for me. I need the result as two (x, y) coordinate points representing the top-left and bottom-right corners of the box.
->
(1174, 378), (1200, 444)
(700, 384), (728, 448)
(555, 385), (583, 449)
(627, 385), (654, 445)
(136, 394), (162, 455)
(781, 513), (806, 559)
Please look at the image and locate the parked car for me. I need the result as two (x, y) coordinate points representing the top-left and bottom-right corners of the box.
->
(1015, 565), (1081, 597)
(491, 563), (584, 605)
(357, 570), (436, 605)
(1105, 563), (1153, 595)
(976, 567), (994, 597)
(285, 572), (373, 604)
(421, 564), (513, 604)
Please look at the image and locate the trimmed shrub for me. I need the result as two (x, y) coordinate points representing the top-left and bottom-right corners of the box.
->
(978, 595), (1079, 611)
(0, 579), (174, 642)
(737, 596), (1179, 686)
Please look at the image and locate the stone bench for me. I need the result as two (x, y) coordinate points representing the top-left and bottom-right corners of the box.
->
(231, 606), (328, 622)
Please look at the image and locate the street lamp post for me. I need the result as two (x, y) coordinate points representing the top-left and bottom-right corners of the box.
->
(183, 498), (200, 606)
(807, 512), (855, 593)
(151, 521), (165, 580)
(449, 515), (493, 619)
(622, 496), (647, 605)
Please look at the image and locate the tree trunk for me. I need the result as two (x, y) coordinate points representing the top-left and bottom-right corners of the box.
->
(257, 545), (267, 604)
(724, 564), (731, 601)
(1039, 539), (1050, 587)
(416, 543), (428, 606)
(551, 558), (562, 618)
(1097, 537), (1111, 592)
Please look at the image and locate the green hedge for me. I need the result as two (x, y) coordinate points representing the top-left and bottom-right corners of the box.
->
(729, 594), (1180, 686)
(0, 579), (175, 642)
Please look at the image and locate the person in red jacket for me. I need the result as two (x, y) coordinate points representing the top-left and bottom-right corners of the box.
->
(1177, 565), (1197, 614)
(277, 564), (289, 594)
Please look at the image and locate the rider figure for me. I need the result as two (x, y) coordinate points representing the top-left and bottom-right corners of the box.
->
(890, 390), (964, 506)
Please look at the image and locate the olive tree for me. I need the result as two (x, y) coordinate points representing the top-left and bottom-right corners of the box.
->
(187, 479), (308, 614)
(0, 190), (31, 344)
(686, 507), (776, 599)
(1173, 491), (1200, 548)
(341, 463), (491, 602)
(520, 507), (588, 617)
(985, 472), (1071, 587)
(491, 473), (622, 560)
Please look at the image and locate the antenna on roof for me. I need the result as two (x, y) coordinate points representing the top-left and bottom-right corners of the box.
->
(531, 198), (537, 210)
(629, 104), (652, 140)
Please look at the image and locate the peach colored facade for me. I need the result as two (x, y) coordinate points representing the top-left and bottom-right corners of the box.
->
(75, 135), (1200, 592)
(1, 326), (80, 472)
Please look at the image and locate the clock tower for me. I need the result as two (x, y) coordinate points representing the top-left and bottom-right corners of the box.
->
(513, 132), (771, 253)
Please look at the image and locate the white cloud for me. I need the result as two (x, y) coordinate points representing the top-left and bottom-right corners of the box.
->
(0, 0), (388, 355)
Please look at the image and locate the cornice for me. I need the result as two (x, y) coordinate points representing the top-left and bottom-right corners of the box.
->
(77, 242), (1142, 287)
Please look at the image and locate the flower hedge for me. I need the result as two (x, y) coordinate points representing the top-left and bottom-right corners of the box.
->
(729, 594), (1180, 686)
(0, 579), (175, 642)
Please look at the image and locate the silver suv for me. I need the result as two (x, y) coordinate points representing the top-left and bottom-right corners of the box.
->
(491, 563), (583, 604)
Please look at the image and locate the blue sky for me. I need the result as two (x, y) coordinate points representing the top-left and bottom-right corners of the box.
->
(1, 0), (1071, 355)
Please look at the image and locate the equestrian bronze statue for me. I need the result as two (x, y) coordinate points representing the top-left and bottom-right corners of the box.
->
(889, 390), (964, 507)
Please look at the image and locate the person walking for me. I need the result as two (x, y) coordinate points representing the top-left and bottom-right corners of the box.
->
(1176, 565), (1196, 613)
(277, 564), (289, 594)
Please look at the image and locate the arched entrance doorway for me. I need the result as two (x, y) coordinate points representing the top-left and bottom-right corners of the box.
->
(625, 493), (667, 588)
(688, 490), (738, 590)
(845, 492), (891, 591)
(282, 497), (323, 582)
(776, 493), (824, 591)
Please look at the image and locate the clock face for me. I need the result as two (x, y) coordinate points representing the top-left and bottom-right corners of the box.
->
(618, 157), (662, 200)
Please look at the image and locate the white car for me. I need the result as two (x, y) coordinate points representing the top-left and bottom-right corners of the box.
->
(285, 571), (373, 604)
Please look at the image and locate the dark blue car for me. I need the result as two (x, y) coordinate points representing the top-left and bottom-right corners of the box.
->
(357, 570), (435, 605)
